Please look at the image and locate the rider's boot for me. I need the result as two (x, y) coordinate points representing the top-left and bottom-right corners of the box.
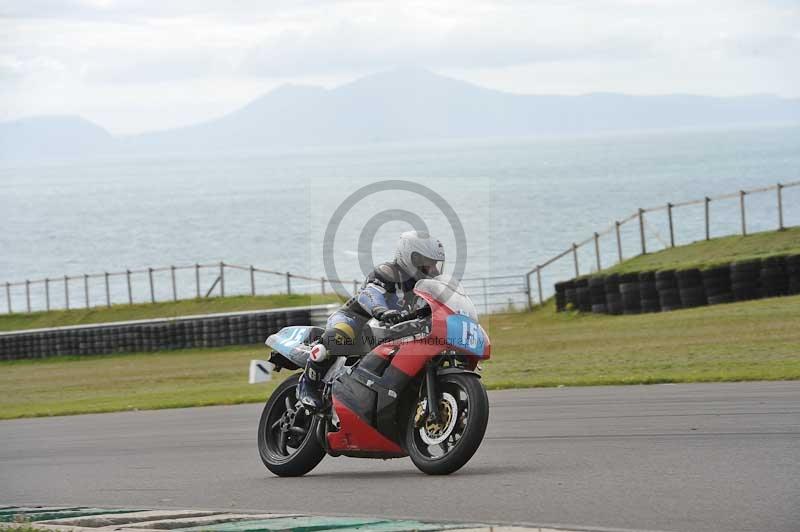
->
(297, 344), (332, 411)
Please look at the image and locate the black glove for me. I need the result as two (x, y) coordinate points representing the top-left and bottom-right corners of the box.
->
(376, 309), (403, 325)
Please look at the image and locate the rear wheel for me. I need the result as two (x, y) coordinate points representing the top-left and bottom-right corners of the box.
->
(257, 374), (325, 477)
(405, 373), (489, 475)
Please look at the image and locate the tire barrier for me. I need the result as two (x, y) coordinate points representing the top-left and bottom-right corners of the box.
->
(619, 273), (641, 315)
(760, 256), (788, 298)
(702, 266), (733, 305)
(554, 254), (799, 315)
(789, 255), (800, 295)
(575, 278), (592, 312)
(638, 271), (661, 313)
(589, 276), (607, 313)
(677, 269), (707, 309)
(564, 280), (578, 310)
(655, 270), (681, 312)
(554, 281), (568, 312)
(731, 259), (761, 301)
(0, 304), (337, 361)
(604, 274), (623, 315)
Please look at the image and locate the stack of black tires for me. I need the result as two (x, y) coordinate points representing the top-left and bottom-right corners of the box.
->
(789, 256), (800, 295)
(702, 266), (733, 305)
(0, 308), (313, 361)
(619, 273), (641, 314)
(604, 274), (623, 315)
(553, 253), (800, 315)
(638, 272), (660, 313)
(731, 259), (760, 301)
(677, 269), (706, 308)
(655, 270), (681, 311)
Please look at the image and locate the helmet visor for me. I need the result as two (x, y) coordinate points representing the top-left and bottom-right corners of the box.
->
(411, 253), (444, 278)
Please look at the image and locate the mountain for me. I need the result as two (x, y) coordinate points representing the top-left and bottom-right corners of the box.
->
(0, 115), (114, 162)
(4, 68), (800, 161)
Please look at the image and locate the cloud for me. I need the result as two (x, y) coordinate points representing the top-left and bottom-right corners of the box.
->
(1, 0), (798, 133)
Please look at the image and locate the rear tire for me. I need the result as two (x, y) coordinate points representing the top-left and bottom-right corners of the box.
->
(258, 374), (326, 477)
(405, 373), (489, 476)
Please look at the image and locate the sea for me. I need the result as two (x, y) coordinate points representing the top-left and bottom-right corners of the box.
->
(1, 124), (799, 313)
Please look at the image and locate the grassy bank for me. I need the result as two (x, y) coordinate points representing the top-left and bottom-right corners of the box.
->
(2, 294), (799, 419)
(604, 227), (800, 274)
(0, 293), (343, 332)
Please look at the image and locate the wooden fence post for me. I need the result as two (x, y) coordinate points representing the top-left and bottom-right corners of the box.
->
(536, 267), (543, 306)
(638, 208), (646, 254)
(148, 268), (155, 303)
(64, 275), (70, 310)
(45, 278), (50, 311)
(104, 272), (110, 307)
(593, 232), (601, 271)
(126, 270), (132, 304)
(250, 265), (256, 296)
(219, 262), (225, 297)
(195, 264), (200, 299)
(704, 197), (711, 240)
(740, 190), (747, 236)
(615, 221), (622, 263)
(83, 274), (89, 308)
(572, 243), (579, 277)
(25, 280), (31, 313)
(777, 183), (784, 230)
(286, 272), (292, 295)
(667, 203), (675, 247)
(525, 272), (532, 310)
(171, 266), (177, 301)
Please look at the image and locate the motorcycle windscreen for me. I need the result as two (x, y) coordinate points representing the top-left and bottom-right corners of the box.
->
(265, 326), (323, 368)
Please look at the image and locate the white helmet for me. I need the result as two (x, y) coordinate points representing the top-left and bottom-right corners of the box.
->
(395, 230), (445, 279)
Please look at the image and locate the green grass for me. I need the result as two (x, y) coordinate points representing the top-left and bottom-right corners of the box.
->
(0, 525), (53, 532)
(604, 227), (800, 274)
(0, 293), (343, 332)
(2, 295), (799, 419)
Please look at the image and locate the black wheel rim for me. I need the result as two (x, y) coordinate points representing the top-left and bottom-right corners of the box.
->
(264, 384), (315, 462)
(412, 381), (470, 460)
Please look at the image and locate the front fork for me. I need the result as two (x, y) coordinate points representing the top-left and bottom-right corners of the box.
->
(424, 360), (442, 423)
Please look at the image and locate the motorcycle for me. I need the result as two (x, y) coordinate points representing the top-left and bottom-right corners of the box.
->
(257, 276), (491, 476)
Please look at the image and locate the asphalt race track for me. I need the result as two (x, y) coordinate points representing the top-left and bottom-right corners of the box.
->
(1, 382), (798, 532)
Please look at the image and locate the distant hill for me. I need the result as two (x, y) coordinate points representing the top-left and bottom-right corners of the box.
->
(0, 115), (114, 162)
(4, 68), (800, 161)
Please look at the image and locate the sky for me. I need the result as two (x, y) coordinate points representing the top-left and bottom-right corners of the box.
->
(2, 0), (799, 135)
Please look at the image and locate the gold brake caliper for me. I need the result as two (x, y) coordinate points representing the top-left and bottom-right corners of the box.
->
(423, 398), (453, 438)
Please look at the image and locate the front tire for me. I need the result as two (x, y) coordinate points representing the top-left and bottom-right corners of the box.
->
(258, 374), (326, 477)
(405, 373), (489, 475)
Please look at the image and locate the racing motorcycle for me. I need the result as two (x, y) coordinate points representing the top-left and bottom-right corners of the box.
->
(257, 276), (491, 476)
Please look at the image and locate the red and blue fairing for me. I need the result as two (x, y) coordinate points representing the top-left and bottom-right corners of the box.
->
(327, 277), (490, 457)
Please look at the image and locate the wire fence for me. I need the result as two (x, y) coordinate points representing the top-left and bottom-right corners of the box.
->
(523, 180), (800, 308)
(0, 261), (528, 316)
(3, 181), (797, 317)
(1, 263), (361, 315)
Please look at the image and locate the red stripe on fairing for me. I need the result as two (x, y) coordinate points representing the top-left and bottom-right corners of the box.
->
(328, 398), (404, 454)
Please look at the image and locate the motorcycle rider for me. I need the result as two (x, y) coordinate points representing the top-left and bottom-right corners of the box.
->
(297, 230), (445, 410)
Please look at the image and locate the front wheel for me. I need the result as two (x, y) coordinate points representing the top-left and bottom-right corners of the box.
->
(405, 373), (489, 475)
(258, 374), (326, 477)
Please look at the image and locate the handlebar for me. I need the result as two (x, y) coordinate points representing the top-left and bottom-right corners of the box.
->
(404, 305), (432, 321)
(378, 305), (432, 327)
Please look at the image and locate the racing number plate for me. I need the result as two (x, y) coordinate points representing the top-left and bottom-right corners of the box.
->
(446, 314), (486, 357)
